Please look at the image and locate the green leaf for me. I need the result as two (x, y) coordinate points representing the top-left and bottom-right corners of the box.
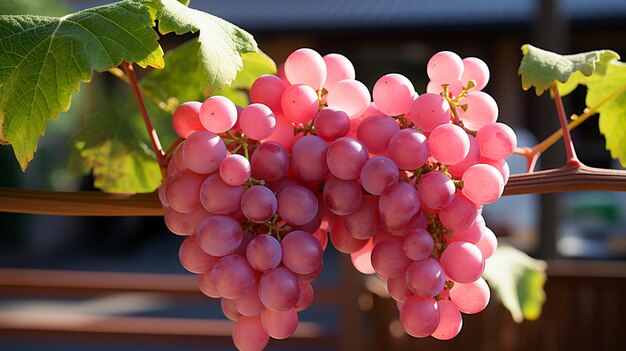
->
(140, 41), (276, 111)
(0, 0), (164, 170)
(153, 0), (257, 91)
(69, 104), (162, 194)
(518, 44), (619, 96)
(483, 245), (547, 322)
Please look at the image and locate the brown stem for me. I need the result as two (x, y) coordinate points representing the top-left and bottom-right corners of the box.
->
(121, 62), (165, 167)
(551, 83), (581, 167)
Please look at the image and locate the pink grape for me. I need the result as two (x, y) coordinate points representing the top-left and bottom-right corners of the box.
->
(172, 101), (203, 138)
(402, 228), (435, 261)
(259, 266), (301, 311)
(387, 128), (429, 170)
(462, 163), (505, 205)
(373, 73), (416, 116)
(417, 171), (455, 210)
(281, 230), (323, 274)
(250, 74), (286, 112)
(448, 134), (480, 179)
(329, 218), (368, 254)
(371, 238), (412, 279)
(291, 135), (329, 182)
(199, 95), (238, 133)
(406, 258), (446, 298)
(200, 174), (243, 214)
(241, 186), (277, 223)
(171, 144), (187, 173)
(461, 56), (490, 90)
(343, 195), (382, 240)
(323, 176), (363, 216)
(196, 215), (243, 257)
(360, 156), (399, 196)
(235, 285), (265, 317)
(246, 234), (282, 272)
(211, 254), (256, 299)
(250, 141), (290, 182)
(449, 277), (490, 314)
(291, 206), (322, 233)
(182, 131), (227, 174)
(312, 227), (329, 251)
(323, 53), (355, 90)
(378, 181), (421, 233)
(165, 170), (205, 213)
(476, 122), (517, 160)
(431, 299), (463, 340)
(263, 113), (297, 151)
(326, 79), (371, 117)
(220, 154), (251, 186)
(447, 215), (485, 244)
(277, 185), (318, 225)
(222, 298), (242, 321)
(239, 103), (276, 140)
(427, 51), (464, 83)
(281, 84), (319, 124)
(387, 276), (413, 303)
(232, 316), (269, 351)
(179, 235), (220, 273)
(400, 295), (440, 338)
(261, 308), (299, 340)
(475, 226), (497, 259)
(440, 241), (485, 284)
(356, 114), (400, 154)
(326, 137), (369, 180)
(295, 282), (314, 311)
(163, 208), (188, 236)
(439, 194), (479, 232)
(350, 239), (376, 274)
(197, 272), (220, 298)
(313, 108), (350, 142)
(429, 124), (470, 165)
(409, 93), (451, 132)
(284, 48), (327, 89)
(480, 157), (510, 183)
(459, 91), (498, 131)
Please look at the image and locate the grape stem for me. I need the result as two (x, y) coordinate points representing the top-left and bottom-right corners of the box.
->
(121, 62), (166, 169)
(551, 83), (582, 168)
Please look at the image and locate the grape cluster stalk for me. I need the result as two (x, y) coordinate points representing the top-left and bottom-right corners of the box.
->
(158, 48), (517, 350)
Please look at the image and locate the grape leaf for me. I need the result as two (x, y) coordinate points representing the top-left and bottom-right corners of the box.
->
(140, 39), (275, 111)
(69, 101), (167, 194)
(152, 0), (257, 91)
(518, 44), (619, 96)
(483, 245), (547, 323)
(0, 0), (164, 170)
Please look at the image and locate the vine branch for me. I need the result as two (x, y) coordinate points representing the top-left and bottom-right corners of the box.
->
(1, 166), (625, 216)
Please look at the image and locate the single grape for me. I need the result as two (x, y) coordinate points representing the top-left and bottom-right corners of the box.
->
(281, 84), (319, 124)
(371, 238), (413, 280)
(259, 266), (301, 312)
(461, 56), (490, 91)
(402, 228), (435, 261)
(400, 295), (440, 338)
(290, 135), (329, 182)
(235, 285), (265, 318)
(427, 51), (464, 83)
(459, 91), (498, 131)
(211, 254), (256, 299)
(373, 73), (416, 116)
(246, 234), (282, 273)
(449, 277), (490, 314)
(343, 195), (382, 240)
(326, 79), (371, 117)
(172, 101), (203, 138)
(409, 93), (451, 132)
(387, 128), (429, 170)
(462, 163), (505, 205)
(199, 95), (238, 133)
(232, 316), (269, 351)
(475, 226), (497, 259)
(406, 258), (446, 298)
(329, 218), (368, 254)
(480, 156), (510, 183)
(323, 53), (355, 90)
(356, 114), (400, 154)
(431, 299), (463, 340)
(220, 154), (251, 186)
(250, 74), (286, 112)
(277, 185), (318, 226)
(313, 108), (350, 142)
(350, 239), (376, 274)
(387, 275), (413, 303)
(475, 122), (517, 160)
(182, 131), (227, 174)
(196, 215), (243, 257)
(284, 48), (327, 89)
(326, 137), (369, 180)
(260, 308), (299, 340)
(241, 186), (277, 223)
(200, 174), (244, 215)
(379, 181), (421, 233)
(360, 156), (400, 196)
(165, 170), (205, 213)
(250, 141), (290, 182)
(440, 241), (485, 284)
(428, 124), (470, 165)
(197, 272), (220, 298)
(281, 230), (323, 275)
(439, 194), (479, 232)
(323, 176), (363, 216)
(418, 171), (455, 210)
(239, 103), (276, 140)
(222, 298), (242, 321)
(179, 235), (220, 274)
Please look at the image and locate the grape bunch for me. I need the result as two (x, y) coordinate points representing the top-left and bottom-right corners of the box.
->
(158, 48), (516, 349)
